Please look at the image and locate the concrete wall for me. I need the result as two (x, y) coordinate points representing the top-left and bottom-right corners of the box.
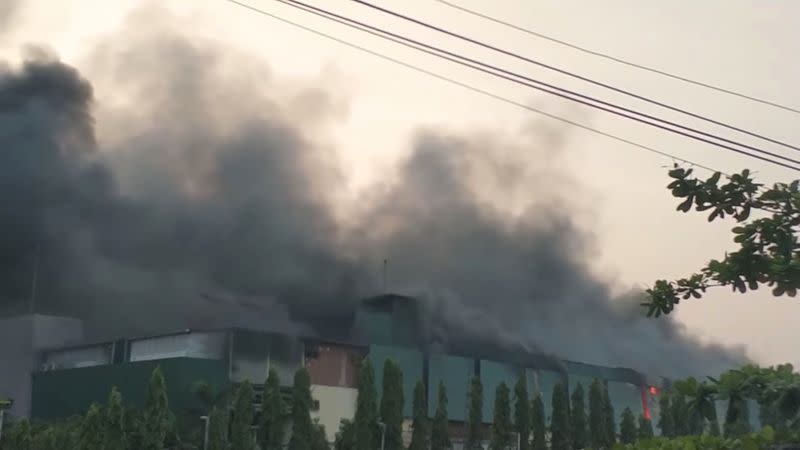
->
(0, 315), (83, 417)
(311, 384), (358, 442)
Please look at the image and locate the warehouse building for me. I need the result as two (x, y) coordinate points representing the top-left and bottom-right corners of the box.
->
(24, 294), (668, 443)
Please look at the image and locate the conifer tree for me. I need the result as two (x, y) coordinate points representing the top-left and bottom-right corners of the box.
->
(490, 383), (512, 450)
(530, 394), (546, 450)
(335, 420), (356, 450)
(466, 376), (484, 450)
(513, 376), (531, 450)
(289, 368), (314, 450)
(619, 408), (636, 444)
(570, 384), (587, 450)
(208, 406), (230, 450)
(671, 393), (690, 437)
(141, 367), (171, 450)
(260, 369), (286, 450)
(588, 379), (604, 449)
(104, 387), (126, 450)
(232, 381), (256, 450)
(549, 382), (570, 450)
(355, 359), (378, 450)
(312, 420), (329, 450)
(380, 359), (404, 450)
(601, 385), (615, 448)
(657, 394), (674, 438)
(637, 415), (654, 441)
(430, 381), (451, 450)
(409, 381), (429, 450)
(79, 404), (105, 450)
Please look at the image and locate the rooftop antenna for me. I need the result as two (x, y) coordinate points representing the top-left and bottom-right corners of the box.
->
(30, 244), (39, 315)
(382, 259), (388, 294)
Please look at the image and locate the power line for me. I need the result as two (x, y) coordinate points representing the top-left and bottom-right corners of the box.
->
(225, 0), (725, 175)
(351, 0), (800, 153)
(433, 0), (800, 116)
(274, 0), (800, 171)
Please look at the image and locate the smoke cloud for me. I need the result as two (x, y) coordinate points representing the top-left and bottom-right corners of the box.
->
(0, 8), (745, 378)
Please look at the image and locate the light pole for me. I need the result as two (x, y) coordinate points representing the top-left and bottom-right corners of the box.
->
(378, 421), (386, 450)
(200, 415), (210, 450)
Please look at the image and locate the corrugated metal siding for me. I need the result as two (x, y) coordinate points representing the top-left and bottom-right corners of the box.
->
(41, 344), (113, 369)
(536, 369), (561, 423)
(369, 345), (424, 418)
(354, 310), (393, 345)
(307, 343), (364, 388)
(31, 357), (228, 420)
(428, 354), (473, 421)
(129, 332), (226, 362)
(480, 360), (521, 423)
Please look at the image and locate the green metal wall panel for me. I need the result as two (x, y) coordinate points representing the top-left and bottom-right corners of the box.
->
(480, 360), (520, 423)
(428, 353), (473, 421)
(368, 345), (423, 418)
(607, 381), (644, 432)
(535, 369), (562, 424)
(31, 357), (228, 420)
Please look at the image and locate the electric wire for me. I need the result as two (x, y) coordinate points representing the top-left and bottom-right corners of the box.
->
(432, 0), (800, 116)
(351, 0), (800, 153)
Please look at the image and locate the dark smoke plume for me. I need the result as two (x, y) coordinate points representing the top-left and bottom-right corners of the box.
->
(0, 10), (746, 378)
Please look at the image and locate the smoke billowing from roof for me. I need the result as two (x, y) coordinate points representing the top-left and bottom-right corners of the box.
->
(0, 8), (745, 378)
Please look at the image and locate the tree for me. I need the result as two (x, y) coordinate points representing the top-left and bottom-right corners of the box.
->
(430, 380), (451, 450)
(671, 393), (689, 436)
(466, 376), (484, 450)
(601, 384), (615, 448)
(104, 387), (126, 450)
(259, 369), (286, 450)
(8, 419), (32, 450)
(409, 381), (429, 450)
(380, 359), (404, 450)
(354, 358), (378, 450)
(334, 420), (356, 450)
(208, 406), (230, 450)
(657, 394), (674, 438)
(619, 408), (636, 444)
(679, 378), (719, 436)
(570, 383), (587, 450)
(588, 379), (604, 448)
(513, 376), (531, 450)
(637, 415), (654, 440)
(79, 404), (105, 450)
(550, 382), (570, 450)
(140, 367), (172, 450)
(231, 381), (256, 450)
(644, 167), (800, 317)
(312, 420), (329, 450)
(289, 368), (314, 450)
(711, 369), (753, 438)
(490, 383), (512, 450)
(530, 394), (546, 450)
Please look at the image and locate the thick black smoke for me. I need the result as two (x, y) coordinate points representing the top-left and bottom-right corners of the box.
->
(0, 14), (746, 377)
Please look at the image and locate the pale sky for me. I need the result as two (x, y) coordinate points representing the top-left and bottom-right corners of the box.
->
(3, 0), (800, 368)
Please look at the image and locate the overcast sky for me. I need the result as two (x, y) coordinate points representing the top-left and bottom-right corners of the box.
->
(3, 0), (800, 368)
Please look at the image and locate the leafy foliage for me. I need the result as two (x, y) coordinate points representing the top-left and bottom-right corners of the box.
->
(409, 381), (429, 450)
(208, 406), (230, 450)
(637, 415), (654, 441)
(589, 379), (606, 448)
(259, 368), (286, 450)
(104, 387), (126, 450)
(79, 404), (105, 450)
(431, 381), (452, 450)
(466, 376), (484, 450)
(289, 368), (315, 450)
(141, 366), (172, 450)
(550, 382), (571, 450)
(645, 166), (800, 316)
(490, 383), (512, 450)
(231, 380), (256, 450)
(312, 419), (329, 450)
(657, 394), (674, 438)
(602, 383), (617, 448)
(514, 376), (532, 450)
(354, 359), (378, 450)
(670, 393), (688, 437)
(620, 408), (637, 444)
(530, 394), (547, 450)
(570, 383), (588, 450)
(380, 359), (404, 450)
(612, 425), (776, 450)
(335, 419), (356, 450)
